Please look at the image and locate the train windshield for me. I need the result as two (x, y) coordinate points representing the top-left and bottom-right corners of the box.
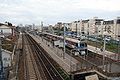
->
(77, 43), (87, 48)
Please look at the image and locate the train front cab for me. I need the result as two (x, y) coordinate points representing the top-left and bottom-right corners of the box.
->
(75, 42), (87, 56)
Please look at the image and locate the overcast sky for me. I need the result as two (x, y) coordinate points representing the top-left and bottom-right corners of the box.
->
(0, 0), (120, 25)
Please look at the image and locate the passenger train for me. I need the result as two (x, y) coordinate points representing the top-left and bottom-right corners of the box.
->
(42, 32), (87, 56)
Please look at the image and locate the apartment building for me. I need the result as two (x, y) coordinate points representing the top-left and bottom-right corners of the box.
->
(70, 17), (103, 36)
(116, 18), (120, 37)
(88, 17), (104, 36)
(71, 21), (77, 32)
(54, 22), (63, 29)
(69, 17), (120, 39)
(103, 20), (114, 37)
(103, 17), (120, 39)
(81, 20), (89, 35)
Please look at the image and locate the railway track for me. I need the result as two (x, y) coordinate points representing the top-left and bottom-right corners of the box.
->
(23, 33), (43, 80)
(66, 46), (120, 66)
(23, 33), (64, 80)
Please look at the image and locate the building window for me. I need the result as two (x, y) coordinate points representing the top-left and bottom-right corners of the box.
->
(107, 26), (111, 33)
(8, 58), (10, 61)
(105, 26), (107, 31)
(3, 58), (7, 61)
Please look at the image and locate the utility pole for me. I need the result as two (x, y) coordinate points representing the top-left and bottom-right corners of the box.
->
(63, 24), (66, 59)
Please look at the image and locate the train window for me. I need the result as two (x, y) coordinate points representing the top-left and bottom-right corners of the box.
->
(84, 43), (87, 47)
(75, 43), (78, 47)
(78, 43), (87, 48)
(80, 43), (84, 48)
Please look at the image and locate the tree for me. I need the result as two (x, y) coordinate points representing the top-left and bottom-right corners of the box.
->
(5, 21), (12, 26)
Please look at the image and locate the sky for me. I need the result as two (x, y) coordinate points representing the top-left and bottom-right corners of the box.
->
(0, 0), (120, 25)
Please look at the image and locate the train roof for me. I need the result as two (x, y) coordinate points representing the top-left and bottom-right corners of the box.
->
(43, 32), (85, 43)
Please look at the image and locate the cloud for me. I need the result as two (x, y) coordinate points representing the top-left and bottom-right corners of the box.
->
(0, 0), (120, 25)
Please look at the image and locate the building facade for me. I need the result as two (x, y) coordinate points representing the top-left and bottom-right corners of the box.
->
(2, 49), (12, 67)
(102, 17), (120, 39)
(71, 21), (77, 32)
(88, 17), (104, 36)
(69, 17), (120, 39)
(0, 23), (15, 37)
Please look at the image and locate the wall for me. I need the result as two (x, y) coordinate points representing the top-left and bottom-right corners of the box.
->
(0, 25), (12, 34)
(2, 50), (11, 67)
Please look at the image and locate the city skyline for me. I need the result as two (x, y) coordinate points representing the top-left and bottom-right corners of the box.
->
(0, 0), (120, 25)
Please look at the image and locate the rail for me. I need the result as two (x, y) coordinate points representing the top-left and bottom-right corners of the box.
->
(25, 33), (64, 80)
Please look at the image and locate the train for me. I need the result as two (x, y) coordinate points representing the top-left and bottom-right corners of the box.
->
(42, 32), (87, 56)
